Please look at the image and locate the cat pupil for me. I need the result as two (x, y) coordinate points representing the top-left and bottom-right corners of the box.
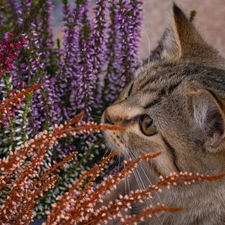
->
(144, 117), (152, 128)
(140, 115), (156, 136)
(128, 83), (134, 96)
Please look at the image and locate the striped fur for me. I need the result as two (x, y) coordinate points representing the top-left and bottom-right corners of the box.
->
(101, 4), (225, 225)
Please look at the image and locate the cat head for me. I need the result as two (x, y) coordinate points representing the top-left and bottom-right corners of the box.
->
(102, 4), (225, 177)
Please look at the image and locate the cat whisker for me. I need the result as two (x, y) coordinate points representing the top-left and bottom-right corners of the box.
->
(132, 168), (162, 225)
(127, 153), (152, 213)
(143, 28), (151, 65)
(128, 151), (163, 225)
(128, 149), (162, 204)
(90, 114), (102, 120)
(138, 164), (163, 204)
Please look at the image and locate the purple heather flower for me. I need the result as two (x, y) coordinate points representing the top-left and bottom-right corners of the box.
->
(26, 0), (56, 135)
(117, 0), (142, 89)
(52, 0), (83, 124)
(91, 0), (108, 111)
(103, 1), (123, 105)
(2, 0), (21, 30)
(72, 0), (96, 121)
(102, 0), (142, 106)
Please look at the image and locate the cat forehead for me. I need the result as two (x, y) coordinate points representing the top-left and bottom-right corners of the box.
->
(133, 59), (225, 96)
(133, 62), (184, 96)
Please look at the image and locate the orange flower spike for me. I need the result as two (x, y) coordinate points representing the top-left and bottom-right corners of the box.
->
(157, 171), (225, 188)
(83, 152), (162, 224)
(124, 204), (182, 224)
(67, 112), (84, 126)
(72, 151), (119, 191)
(0, 150), (78, 223)
(44, 152), (119, 225)
(66, 153), (120, 221)
(73, 122), (126, 134)
(0, 83), (42, 118)
(31, 152), (78, 189)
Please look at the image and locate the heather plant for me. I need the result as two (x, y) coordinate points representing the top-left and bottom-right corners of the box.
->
(0, 0), (143, 218)
(0, 0), (201, 222)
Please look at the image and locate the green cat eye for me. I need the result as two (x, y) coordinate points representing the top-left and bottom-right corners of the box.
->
(140, 114), (157, 136)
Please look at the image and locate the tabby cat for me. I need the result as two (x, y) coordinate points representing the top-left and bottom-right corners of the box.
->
(101, 3), (225, 225)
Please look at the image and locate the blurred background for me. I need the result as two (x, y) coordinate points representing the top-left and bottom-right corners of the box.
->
(52, 0), (225, 59)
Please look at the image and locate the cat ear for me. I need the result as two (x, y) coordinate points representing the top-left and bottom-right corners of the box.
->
(192, 89), (225, 152)
(162, 3), (218, 60)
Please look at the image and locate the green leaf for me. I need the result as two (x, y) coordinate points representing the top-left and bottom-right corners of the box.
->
(190, 10), (196, 22)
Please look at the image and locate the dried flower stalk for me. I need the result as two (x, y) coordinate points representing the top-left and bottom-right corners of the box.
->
(42, 148), (225, 225)
(0, 110), (126, 224)
(0, 83), (42, 118)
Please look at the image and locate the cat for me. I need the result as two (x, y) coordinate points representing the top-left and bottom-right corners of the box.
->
(101, 3), (225, 225)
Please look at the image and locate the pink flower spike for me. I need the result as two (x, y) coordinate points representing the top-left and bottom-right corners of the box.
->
(22, 39), (27, 44)
(5, 66), (10, 71)
(5, 38), (10, 43)
(6, 57), (13, 63)
(2, 121), (8, 125)
(15, 45), (22, 49)
(8, 32), (14, 36)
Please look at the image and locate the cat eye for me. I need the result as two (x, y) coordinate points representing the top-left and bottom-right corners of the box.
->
(139, 114), (157, 136)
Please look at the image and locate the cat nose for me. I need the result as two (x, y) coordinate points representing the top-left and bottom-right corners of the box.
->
(103, 109), (114, 125)
(102, 106), (126, 126)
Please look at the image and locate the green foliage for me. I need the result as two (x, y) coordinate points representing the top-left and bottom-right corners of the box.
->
(2, 70), (10, 91)
(22, 93), (33, 143)
(62, 0), (68, 5)
(83, 24), (91, 37)
(190, 10), (196, 22)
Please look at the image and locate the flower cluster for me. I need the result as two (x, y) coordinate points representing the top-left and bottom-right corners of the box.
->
(0, 33), (26, 76)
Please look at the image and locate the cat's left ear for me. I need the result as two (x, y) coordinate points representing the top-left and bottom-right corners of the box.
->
(191, 89), (225, 152)
(162, 3), (221, 62)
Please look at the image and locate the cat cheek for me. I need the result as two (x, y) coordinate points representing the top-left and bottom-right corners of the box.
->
(104, 131), (127, 154)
